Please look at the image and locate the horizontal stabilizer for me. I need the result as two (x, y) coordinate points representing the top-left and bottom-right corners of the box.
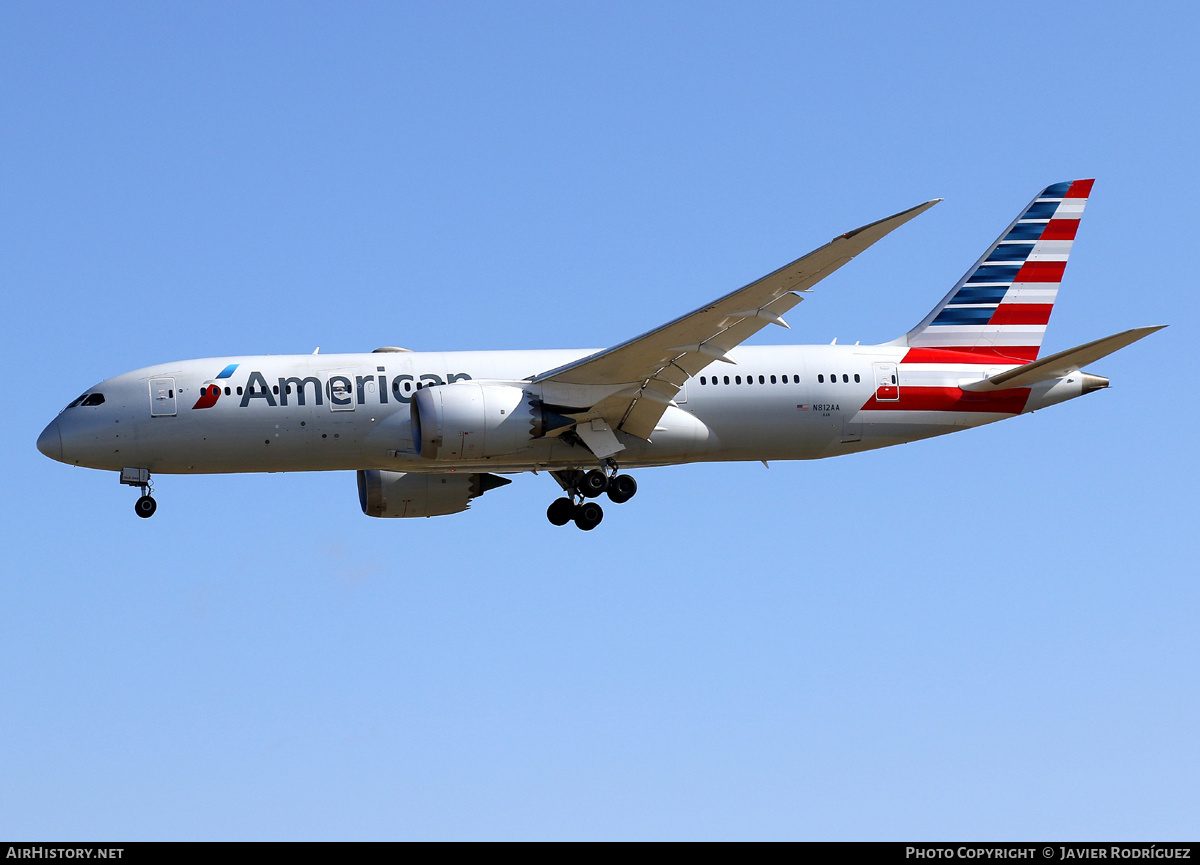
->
(960, 325), (1166, 391)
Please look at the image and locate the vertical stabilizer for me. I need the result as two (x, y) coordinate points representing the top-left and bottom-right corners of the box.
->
(902, 179), (1094, 362)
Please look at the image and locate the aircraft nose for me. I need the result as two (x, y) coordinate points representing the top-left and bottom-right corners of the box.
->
(37, 419), (63, 461)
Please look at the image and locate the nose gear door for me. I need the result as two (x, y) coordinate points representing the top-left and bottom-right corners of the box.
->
(149, 377), (177, 416)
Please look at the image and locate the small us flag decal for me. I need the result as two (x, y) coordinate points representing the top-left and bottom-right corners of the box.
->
(796, 404), (810, 411)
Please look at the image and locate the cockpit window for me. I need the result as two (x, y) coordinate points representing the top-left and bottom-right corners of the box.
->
(80, 393), (105, 407)
(65, 393), (88, 410)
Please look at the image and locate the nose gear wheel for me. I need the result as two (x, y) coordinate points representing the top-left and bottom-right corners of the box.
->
(120, 468), (158, 518)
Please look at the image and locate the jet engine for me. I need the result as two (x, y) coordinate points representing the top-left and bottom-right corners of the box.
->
(410, 383), (537, 461)
(357, 470), (511, 518)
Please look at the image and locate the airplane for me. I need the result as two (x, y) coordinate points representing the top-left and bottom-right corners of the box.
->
(36, 179), (1163, 530)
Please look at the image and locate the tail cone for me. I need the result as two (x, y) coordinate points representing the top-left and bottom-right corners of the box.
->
(1081, 373), (1109, 394)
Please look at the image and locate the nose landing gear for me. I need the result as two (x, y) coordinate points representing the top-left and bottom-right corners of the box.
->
(120, 467), (157, 518)
(546, 463), (637, 530)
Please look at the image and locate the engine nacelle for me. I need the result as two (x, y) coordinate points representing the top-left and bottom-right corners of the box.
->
(357, 470), (511, 518)
(411, 383), (535, 461)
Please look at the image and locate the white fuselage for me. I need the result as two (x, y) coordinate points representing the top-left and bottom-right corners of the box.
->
(40, 344), (1086, 476)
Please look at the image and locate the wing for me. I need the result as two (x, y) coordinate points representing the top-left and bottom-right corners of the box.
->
(533, 198), (941, 440)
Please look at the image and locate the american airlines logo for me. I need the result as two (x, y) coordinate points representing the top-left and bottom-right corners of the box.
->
(191, 363), (239, 409)
(191, 365), (472, 410)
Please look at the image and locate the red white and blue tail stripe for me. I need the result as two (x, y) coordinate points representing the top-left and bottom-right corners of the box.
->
(902, 179), (1093, 362)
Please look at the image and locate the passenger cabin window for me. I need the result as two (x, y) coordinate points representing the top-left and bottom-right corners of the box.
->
(782, 375), (788, 384)
(723, 376), (730, 385)
(843, 374), (849, 383)
(700, 376), (707, 385)
(224, 386), (231, 395)
(81, 393), (105, 406)
(854, 374), (860, 383)
(735, 376), (742, 384)
(758, 375), (765, 384)
(770, 375), (776, 384)
(817, 375), (824, 383)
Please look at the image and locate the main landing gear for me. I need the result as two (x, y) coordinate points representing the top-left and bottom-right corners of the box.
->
(120, 467), (157, 518)
(546, 464), (638, 531)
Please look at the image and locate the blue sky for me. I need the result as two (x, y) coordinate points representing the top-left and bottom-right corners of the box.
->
(2, 1), (1197, 840)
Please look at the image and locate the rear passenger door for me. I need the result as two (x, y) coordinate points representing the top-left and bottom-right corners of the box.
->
(872, 363), (899, 402)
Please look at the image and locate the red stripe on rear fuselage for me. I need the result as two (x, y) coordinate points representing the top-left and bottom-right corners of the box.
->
(860, 387), (1030, 414)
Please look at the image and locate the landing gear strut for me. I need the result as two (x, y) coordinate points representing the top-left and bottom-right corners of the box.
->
(120, 467), (157, 518)
(546, 462), (637, 530)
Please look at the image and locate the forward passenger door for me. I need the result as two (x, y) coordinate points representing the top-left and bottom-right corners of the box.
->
(148, 377), (177, 416)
